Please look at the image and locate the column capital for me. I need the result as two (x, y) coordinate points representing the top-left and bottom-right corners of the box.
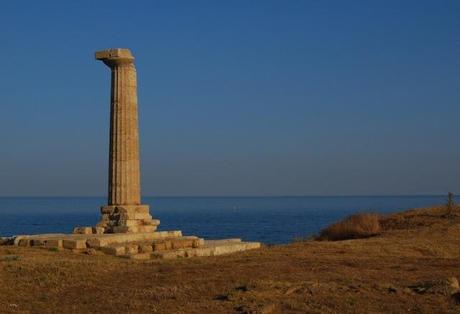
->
(95, 48), (134, 67)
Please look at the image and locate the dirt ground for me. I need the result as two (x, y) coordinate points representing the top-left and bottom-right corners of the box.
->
(1, 206), (459, 314)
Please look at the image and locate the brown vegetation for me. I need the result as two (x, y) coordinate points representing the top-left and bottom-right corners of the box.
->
(317, 213), (382, 241)
(1, 206), (460, 313)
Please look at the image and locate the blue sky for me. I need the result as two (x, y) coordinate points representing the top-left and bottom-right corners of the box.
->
(0, 1), (459, 196)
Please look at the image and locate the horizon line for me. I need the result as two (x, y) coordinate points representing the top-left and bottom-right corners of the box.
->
(0, 194), (454, 198)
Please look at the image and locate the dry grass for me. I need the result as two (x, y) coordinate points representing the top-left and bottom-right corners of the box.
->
(0, 206), (459, 313)
(317, 213), (382, 241)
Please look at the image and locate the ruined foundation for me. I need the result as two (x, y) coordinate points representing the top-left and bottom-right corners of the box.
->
(13, 232), (260, 260)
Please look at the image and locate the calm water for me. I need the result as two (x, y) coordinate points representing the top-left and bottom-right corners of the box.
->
(0, 196), (448, 244)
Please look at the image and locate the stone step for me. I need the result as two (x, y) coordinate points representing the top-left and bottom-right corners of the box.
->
(13, 231), (183, 249)
(86, 230), (183, 248)
(99, 236), (204, 257)
(150, 239), (261, 260)
(11, 232), (261, 260)
(152, 236), (203, 251)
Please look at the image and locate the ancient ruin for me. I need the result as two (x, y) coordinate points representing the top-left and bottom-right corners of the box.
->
(95, 48), (159, 234)
(10, 48), (260, 260)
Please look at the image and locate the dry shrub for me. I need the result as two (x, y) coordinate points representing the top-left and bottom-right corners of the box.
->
(318, 213), (382, 241)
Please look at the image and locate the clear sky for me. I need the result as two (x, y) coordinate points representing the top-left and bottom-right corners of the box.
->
(0, 1), (459, 196)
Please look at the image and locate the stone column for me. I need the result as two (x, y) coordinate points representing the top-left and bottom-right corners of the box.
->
(95, 48), (159, 233)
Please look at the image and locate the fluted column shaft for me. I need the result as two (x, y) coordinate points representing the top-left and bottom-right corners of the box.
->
(107, 62), (141, 205)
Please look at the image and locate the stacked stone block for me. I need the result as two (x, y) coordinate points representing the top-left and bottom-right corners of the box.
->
(97, 205), (160, 233)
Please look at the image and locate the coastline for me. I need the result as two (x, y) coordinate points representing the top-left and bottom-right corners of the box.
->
(1, 205), (459, 313)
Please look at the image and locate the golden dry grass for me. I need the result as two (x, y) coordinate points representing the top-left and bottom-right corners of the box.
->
(317, 213), (382, 241)
(0, 206), (459, 313)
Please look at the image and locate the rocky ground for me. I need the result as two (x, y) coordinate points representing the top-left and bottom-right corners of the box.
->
(0, 206), (459, 313)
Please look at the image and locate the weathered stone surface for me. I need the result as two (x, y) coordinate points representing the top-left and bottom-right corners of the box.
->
(18, 239), (30, 247)
(30, 239), (45, 247)
(150, 240), (260, 259)
(13, 231), (184, 248)
(171, 238), (195, 249)
(44, 239), (63, 248)
(151, 250), (186, 259)
(136, 225), (157, 233)
(12, 231), (260, 260)
(152, 242), (167, 251)
(85, 231), (182, 248)
(73, 227), (93, 235)
(185, 247), (213, 257)
(14, 236), (29, 246)
(95, 48), (134, 63)
(133, 213), (152, 220)
(63, 239), (87, 250)
(95, 48), (160, 234)
(151, 237), (203, 251)
(125, 244), (139, 255)
(98, 205), (160, 234)
(92, 227), (105, 234)
(193, 238), (205, 248)
(139, 244), (153, 253)
(208, 240), (261, 256)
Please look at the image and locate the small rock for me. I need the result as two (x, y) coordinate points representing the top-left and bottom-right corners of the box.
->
(83, 248), (100, 255)
(375, 282), (398, 293)
(408, 277), (459, 295)
(388, 285), (398, 293)
(447, 277), (459, 291)
(73, 226), (93, 235)
(284, 286), (302, 295)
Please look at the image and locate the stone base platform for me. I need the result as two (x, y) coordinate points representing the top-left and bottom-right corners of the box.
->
(97, 205), (160, 234)
(11, 231), (261, 260)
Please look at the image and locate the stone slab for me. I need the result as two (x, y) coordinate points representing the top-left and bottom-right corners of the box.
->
(63, 239), (87, 250)
(18, 239), (30, 247)
(14, 231), (183, 248)
(86, 231), (182, 248)
(150, 239), (260, 260)
(95, 48), (134, 61)
(45, 239), (63, 248)
(30, 239), (45, 247)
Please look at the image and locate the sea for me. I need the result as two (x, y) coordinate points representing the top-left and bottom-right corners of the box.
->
(0, 196), (450, 244)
